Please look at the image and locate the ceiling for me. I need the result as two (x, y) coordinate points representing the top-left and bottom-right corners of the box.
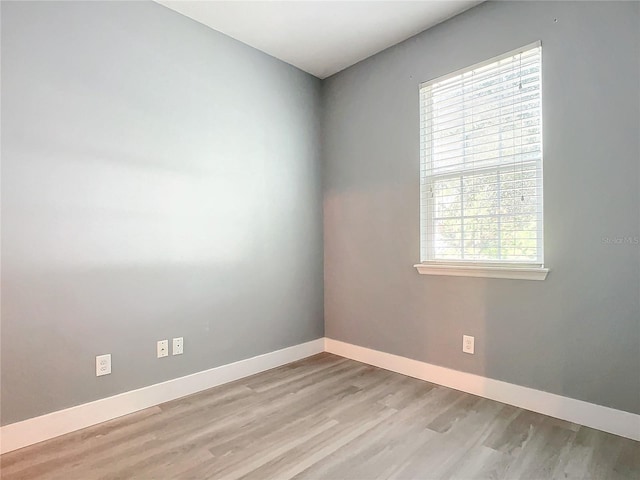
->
(156, 1), (482, 79)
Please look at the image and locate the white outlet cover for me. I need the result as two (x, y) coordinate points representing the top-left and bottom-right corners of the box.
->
(157, 340), (169, 358)
(463, 335), (475, 354)
(172, 337), (184, 355)
(96, 354), (111, 376)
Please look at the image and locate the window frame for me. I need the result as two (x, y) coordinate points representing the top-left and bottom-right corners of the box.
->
(414, 41), (548, 280)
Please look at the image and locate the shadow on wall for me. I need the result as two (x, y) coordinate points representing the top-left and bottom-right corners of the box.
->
(324, 186), (492, 379)
(1, 259), (322, 425)
(325, 181), (640, 414)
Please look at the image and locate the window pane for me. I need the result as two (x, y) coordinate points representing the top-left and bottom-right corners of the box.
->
(463, 216), (500, 261)
(462, 172), (499, 217)
(433, 178), (461, 218)
(434, 218), (462, 259)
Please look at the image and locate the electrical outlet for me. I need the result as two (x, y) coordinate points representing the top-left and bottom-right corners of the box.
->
(157, 340), (169, 358)
(172, 337), (183, 355)
(463, 335), (475, 354)
(96, 354), (111, 376)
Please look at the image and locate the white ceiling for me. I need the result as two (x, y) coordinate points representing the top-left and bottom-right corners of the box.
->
(156, 1), (481, 79)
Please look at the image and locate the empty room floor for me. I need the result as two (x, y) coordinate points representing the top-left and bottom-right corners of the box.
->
(1, 353), (638, 480)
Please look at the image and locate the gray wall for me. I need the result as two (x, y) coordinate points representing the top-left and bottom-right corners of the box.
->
(1, 1), (324, 425)
(323, 1), (640, 414)
(2, 0), (639, 427)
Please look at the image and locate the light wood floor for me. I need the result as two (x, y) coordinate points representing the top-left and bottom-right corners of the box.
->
(1, 353), (638, 480)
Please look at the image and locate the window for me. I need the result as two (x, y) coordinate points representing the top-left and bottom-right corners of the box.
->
(416, 42), (548, 280)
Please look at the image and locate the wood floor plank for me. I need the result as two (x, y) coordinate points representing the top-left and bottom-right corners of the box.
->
(501, 416), (577, 479)
(294, 398), (441, 480)
(1, 353), (638, 480)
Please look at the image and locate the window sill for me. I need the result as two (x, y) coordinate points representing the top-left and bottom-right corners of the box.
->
(413, 263), (549, 280)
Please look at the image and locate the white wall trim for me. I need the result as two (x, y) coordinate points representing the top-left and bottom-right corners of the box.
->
(0, 339), (324, 454)
(325, 338), (640, 441)
(414, 263), (549, 280)
(3, 336), (637, 454)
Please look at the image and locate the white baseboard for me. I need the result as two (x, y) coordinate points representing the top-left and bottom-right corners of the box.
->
(0, 338), (324, 454)
(325, 338), (640, 441)
(2, 336), (637, 455)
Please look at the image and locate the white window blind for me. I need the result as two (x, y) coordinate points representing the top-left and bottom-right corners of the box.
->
(420, 42), (544, 266)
